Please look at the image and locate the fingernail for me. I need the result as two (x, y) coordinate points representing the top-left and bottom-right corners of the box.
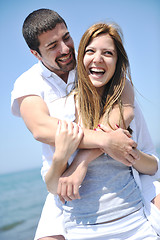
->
(115, 124), (119, 128)
(98, 124), (101, 127)
(94, 128), (97, 131)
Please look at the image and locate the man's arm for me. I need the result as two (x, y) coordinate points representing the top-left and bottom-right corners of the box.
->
(18, 95), (58, 145)
(18, 94), (137, 164)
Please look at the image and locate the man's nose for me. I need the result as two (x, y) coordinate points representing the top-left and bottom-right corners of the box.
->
(59, 41), (70, 54)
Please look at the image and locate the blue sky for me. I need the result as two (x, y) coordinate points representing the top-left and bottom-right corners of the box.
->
(1, 0), (160, 174)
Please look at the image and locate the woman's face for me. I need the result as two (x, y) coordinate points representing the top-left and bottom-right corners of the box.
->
(83, 33), (118, 95)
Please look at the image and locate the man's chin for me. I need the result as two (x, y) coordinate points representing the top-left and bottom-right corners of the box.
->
(60, 61), (76, 72)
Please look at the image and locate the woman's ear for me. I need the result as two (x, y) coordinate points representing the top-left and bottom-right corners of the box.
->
(30, 49), (42, 61)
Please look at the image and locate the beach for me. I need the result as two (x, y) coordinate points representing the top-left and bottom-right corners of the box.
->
(0, 168), (47, 240)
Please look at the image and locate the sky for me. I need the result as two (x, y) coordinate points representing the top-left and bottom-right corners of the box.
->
(1, 0), (160, 174)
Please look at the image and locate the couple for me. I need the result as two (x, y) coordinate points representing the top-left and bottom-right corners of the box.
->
(11, 9), (160, 240)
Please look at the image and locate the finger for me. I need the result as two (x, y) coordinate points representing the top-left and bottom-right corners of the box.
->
(71, 122), (84, 143)
(72, 122), (79, 135)
(125, 154), (136, 165)
(67, 121), (74, 134)
(115, 124), (119, 129)
(56, 120), (61, 136)
(67, 183), (76, 200)
(78, 124), (84, 136)
(57, 181), (62, 198)
(61, 120), (68, 132)
(122, 129), (132, 138)
(57, 182), (66, 204)
(98, 124), (111, 133)
(61, 182), (72, 202)
(57, 180), (72, 202)
(59, 195), (66, 204)
(131, 141), (137, 149)
(73, 184), (81, 200)
(120, 158), (133, 167)
(129, 148), (140, 161)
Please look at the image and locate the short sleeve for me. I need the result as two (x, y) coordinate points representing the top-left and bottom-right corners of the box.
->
(132, 100), (160, 178)
(11, 66), (44, 117)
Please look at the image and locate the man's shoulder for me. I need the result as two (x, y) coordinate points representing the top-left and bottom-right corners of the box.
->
(17, 63), (42, 81)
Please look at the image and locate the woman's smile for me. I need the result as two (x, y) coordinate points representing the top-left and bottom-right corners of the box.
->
(83, 33), (117, 95)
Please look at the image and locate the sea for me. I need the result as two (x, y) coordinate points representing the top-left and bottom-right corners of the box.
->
(0, 168), (48, 240)
(0, 149), (160, 240)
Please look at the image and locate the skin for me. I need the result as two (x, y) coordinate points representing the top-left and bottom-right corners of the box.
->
(18, 24), (137, 240)
(15, 21), (160, 240)
(18, 24), (138, 162)
(83, 33), (118, 95)
(46, 33), (158, 203)
(31, 23), (76, 83)
(17, 23), (159, 239)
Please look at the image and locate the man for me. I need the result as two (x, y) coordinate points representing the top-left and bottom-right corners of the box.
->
(11, 9), (160, 240)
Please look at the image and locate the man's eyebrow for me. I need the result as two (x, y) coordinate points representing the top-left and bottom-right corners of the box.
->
(63, 32), (70, 38)
(45, 40), (57, 48)
(45, 32), (70, 48)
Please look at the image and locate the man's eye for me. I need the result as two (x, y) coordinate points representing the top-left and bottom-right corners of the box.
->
(64, 35), (70, 41)
(49, 44), (56, 50)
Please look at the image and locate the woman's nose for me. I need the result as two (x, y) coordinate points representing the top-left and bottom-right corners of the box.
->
(93, 52), (103, 63)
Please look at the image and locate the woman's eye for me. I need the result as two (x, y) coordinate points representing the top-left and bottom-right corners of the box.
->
(104, 51), (113, 55)
(85, 49), (94, 54)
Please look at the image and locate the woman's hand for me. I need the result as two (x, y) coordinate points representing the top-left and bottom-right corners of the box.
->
(45, 120), (83, 194)
(54, 120), (84, 163)
(57, 152), (88, 204)
(57, 148), (102, 204)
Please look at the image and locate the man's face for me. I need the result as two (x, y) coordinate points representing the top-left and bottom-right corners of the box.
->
(37, 23), (76, 81)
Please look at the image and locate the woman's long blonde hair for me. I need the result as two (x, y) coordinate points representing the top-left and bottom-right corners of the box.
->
(77, 22), (132, 129)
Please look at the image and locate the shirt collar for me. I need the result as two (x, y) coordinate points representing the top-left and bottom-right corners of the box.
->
(38, 61), (52, 78)
(38, 61), (77, 93)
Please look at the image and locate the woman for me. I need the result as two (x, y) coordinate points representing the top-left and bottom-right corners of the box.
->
(45, 23), (160, 239)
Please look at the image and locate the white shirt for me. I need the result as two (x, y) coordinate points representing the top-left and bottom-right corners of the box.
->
(11, 61), (76, 179)
(11, 63), (160, 236)
(11, 61), (76, 116)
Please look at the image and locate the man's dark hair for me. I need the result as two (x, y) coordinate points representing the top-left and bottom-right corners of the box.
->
(22, 8), (67, 53)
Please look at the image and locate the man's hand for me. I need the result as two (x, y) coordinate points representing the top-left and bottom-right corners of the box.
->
(99, 124), (139, 167)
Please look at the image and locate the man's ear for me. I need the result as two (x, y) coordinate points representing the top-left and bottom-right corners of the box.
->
(30, 49), (42, 61)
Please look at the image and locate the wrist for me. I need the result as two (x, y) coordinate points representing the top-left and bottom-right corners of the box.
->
(53, 153), (68, 167)
(96, 131), (110, 151)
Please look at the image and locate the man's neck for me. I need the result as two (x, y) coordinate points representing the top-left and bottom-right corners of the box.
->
(41, 61), (69, 83)
(60, 72), (69, 83)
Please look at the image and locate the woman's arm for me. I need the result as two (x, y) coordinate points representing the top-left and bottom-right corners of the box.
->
(133, 151), (158, 175)
(18, 92), (138, 164)
(78, 79), (135, 165)
(130, 100), (159, 175)
(45, 120), (83, 194)
(102, 79), (134, 130)
(55, 81), (138, 202)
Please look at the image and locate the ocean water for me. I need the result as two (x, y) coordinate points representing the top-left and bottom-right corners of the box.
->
(0, 168), (48, 240)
